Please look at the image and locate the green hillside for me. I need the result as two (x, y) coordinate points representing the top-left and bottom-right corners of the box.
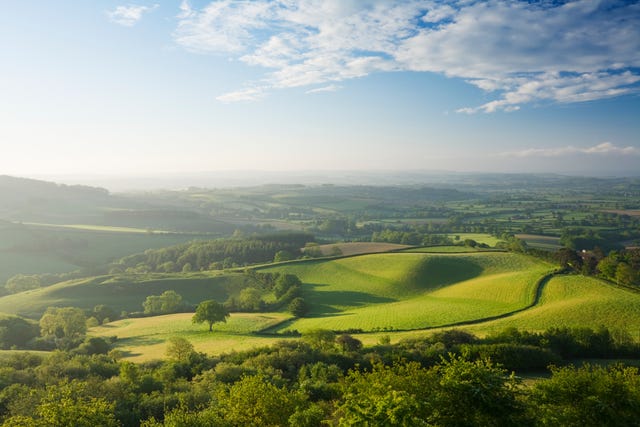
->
(464, 274), (640, 334)
(0, 272), (253, 318)
(260, 252), (554, 332)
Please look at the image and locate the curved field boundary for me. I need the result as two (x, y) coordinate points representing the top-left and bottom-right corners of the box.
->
(423, 269), (559, 330)
(257, 268), (560, 336)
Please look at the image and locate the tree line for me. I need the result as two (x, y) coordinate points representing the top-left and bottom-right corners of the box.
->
(0, 326), (640, 425)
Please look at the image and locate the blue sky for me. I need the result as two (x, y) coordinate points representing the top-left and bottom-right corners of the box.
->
(1, 0), (639, 178)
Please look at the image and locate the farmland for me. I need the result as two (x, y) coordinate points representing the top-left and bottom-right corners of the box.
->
(1, 174), (640, 426)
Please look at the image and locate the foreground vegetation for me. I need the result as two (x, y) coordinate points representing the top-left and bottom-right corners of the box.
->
(1, 325), (640, 426)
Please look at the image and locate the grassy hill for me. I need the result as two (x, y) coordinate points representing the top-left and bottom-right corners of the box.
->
(259, 252), (554, 332)
(0, 272), (255, 318)
(462, 274), (640, 334)
(90, 312), (290, 362)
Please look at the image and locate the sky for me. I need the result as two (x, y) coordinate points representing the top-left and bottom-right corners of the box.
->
(1, 0), (639, 181)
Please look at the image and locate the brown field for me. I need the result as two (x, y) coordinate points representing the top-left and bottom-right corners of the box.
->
(306, 242), (412, 256)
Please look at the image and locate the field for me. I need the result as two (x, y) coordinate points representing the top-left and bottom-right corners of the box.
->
(91, 312), (290, 362)
(0, 222), (205, 283)
(515, 234), (562, 251)
(305, 242), (411, 256)
(57, 249), (640, 361)
(0, 272), (252, 318)
(259, 252), (553, 333)
(462, 274), (640, 335)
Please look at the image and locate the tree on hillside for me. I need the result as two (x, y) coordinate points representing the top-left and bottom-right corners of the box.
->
(165, 336), (195, 362)
(192, 300), (229, 332)
(142, 290), (184, 315)
(39, 307), (86, 340)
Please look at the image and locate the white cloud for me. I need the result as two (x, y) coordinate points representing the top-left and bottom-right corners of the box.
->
(216, 87), (265, 103)
(306, 84), (342, 94)
(173, 0), (640, 107)
(107, 4), (158, 27)
(497, 142), (640, 158)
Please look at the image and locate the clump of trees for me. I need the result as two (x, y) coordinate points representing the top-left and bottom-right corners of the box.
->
(554, 246), (640, 288)
(142, 290), (187, 315)
(225, 271), (304, 313)
(110, 232), (314, 273)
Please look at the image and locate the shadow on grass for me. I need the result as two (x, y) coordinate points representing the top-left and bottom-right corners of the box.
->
(117, 336), (164, 347)
(305, 283), (396, 315)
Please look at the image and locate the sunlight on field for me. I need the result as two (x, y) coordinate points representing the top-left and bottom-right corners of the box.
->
(90, 312), (292, 362)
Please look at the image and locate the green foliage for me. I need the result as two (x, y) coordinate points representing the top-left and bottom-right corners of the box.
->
(531, 364), (640, 426)
(192, 300), (229, 332)
(165, 337), (195, 362)
(303, 329), (336, 350)
(288, 297), (309, 317)
(217, 375), (306, 426)
(4, 274), (41, 294)
(0, 316), (39, 349)
(114, 232), (313, 273)
(39, 307), (86, 340)
(142, 290), (184, 315)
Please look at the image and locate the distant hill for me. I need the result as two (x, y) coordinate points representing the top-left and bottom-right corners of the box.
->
(0, 175), (112, 222)
(0, 175), (110, 204)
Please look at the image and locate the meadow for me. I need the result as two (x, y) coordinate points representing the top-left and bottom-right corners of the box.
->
(90, 312), (290, 362)
(259, 252), (553, 333)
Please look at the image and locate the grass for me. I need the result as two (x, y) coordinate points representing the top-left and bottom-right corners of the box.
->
(0, 223), (204, 282)
(0, 272), (252, 318)
(90, 312), (291, 362)
(21, 222), (169, 234)
(260, 252), (553, 333)
(461, 274), (640, 335)
(515, 234), (562, 251)
(307, 242), (411, 256)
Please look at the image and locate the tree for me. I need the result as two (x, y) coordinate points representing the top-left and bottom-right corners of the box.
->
(142, 290), (183, 315)
(192, 300), (229, 332)
(304, 329), (336, 350)
(39, 307), (86, 340)
(530, 364), (640, 426)
(288, 297), (310, 317)
(165, 336), (195, 362)
(238, 287), (264, 311)
(336, 334), (362, 352)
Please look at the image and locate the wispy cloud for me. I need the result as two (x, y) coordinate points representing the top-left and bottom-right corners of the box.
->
(108, 4), (158, 27)
(216, 87), (265, 103)
(306, 84), (342, 94)
(497, 142), (640, 158)
(174, 0), (640, 108)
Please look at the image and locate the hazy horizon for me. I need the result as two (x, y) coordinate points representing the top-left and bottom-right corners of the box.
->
(2, 1), (639, 178)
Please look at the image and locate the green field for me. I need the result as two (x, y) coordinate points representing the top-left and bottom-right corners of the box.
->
(260, 252), (553, 332)
(0, 222), (206, 283)
(463, 274), (640, 335)
(0, 272), (252, 318)
(90, 312), (290, 362)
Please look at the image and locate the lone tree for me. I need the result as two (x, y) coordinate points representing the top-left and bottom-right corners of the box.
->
(192, 300), (229, 332)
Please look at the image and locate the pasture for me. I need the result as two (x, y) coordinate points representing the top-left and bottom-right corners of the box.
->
(260, 252), (553, 333)
(0, 272), (252, 318)
(90, 312), (290, 362)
